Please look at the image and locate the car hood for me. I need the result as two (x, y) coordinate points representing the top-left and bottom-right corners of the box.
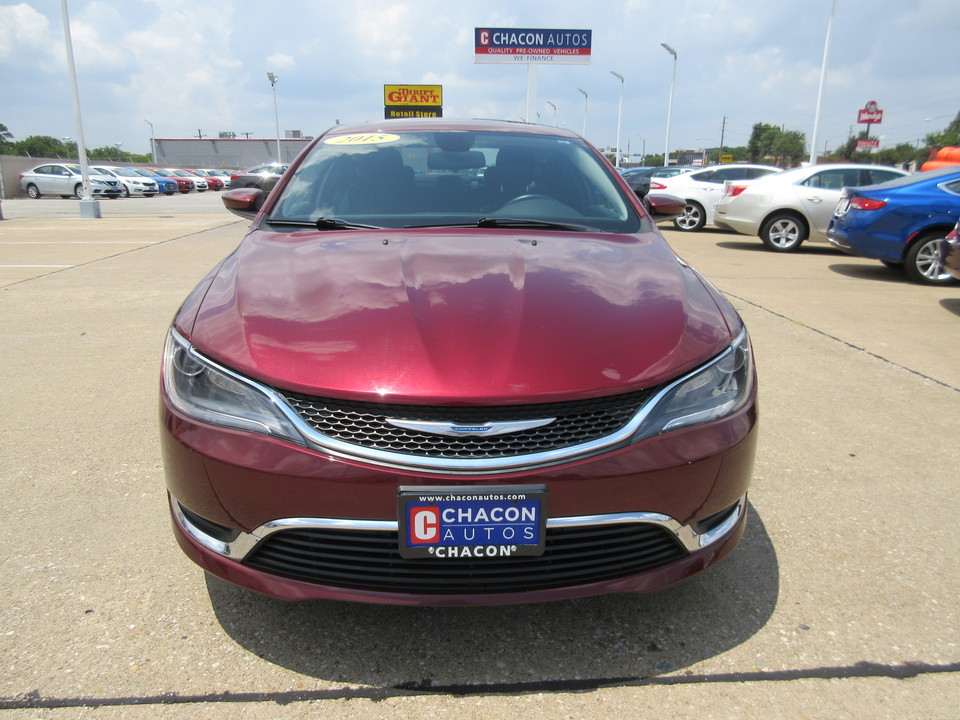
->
(185, 229), (736, 403)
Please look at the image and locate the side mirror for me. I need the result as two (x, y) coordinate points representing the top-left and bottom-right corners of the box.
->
(645, 193), (686, 218)
(222, 188), (263, 219)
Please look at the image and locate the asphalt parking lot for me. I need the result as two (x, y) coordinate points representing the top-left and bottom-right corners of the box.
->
(1, 192), (958, 718)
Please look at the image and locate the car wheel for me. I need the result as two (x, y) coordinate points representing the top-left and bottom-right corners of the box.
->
(73, 184), (85, 199)
(673, 201), (706, 232)
(760, 213), (807, 252)
(904, 232), (956, 285)
(26, 184), (42, 199)
(120, 185), (130, 198)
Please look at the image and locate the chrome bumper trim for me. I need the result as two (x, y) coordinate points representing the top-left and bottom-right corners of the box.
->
(171, 494), (745, 561)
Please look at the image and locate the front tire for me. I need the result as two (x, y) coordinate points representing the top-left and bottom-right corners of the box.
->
(904, 232), (955, 284)
(761, 213), (807, 252)
(26, 184), (41, 199)
(120, 185), (130, 198)
(73, 184), (85, 199)
(673, 201), (706, 232)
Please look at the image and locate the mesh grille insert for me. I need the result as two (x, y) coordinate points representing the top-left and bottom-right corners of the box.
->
(279, 389), (655, 459)
(244, 523), (687, 594)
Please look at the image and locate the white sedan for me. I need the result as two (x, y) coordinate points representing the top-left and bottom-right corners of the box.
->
(92, 166), (159, 197)
(713, 163), (908, 252)
(651, 164), (781, 231)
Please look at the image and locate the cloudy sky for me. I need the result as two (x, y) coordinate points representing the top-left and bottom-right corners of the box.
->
(1, 0), (957, 160)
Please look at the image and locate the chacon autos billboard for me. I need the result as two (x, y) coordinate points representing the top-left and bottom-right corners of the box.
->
(474, 28), (592, 64)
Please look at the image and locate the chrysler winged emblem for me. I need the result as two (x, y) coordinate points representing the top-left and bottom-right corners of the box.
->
(384, 417), (556, 437)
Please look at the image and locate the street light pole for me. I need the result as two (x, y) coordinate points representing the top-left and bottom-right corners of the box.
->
(576, 88), (588, 138)
(144, 119), (156, 164)
(61, 0), (99, 217)
(547, 101), (557, 126)
(267, 72), (281, 164)
(631, 134), (646, 165)
(661, 43), (677, 167)
(809, 0), (836, 166)
(610, 71), (624, 168)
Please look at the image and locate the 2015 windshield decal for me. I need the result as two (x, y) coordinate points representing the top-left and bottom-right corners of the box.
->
(324, 133), (401, 145)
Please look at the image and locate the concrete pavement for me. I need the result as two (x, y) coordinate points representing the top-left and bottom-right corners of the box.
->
(0, 195), (957, 718)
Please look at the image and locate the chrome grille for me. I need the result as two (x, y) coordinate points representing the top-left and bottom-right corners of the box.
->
(279, 389), (655, 459)
(243, 523), (687, 594)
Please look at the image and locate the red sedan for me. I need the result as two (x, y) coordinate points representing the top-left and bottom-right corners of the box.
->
(160, 119), (758, 606)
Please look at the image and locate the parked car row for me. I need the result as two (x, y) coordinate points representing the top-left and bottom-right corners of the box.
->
(17, 163), (235, 199)
(660, 160), (960, 286)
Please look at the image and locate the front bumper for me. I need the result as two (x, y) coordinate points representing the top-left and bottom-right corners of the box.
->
(170, 492), (748, 606)
(160, 384), (758, 604)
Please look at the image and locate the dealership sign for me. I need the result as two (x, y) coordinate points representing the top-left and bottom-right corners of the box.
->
(858, 100), (884, 124)
(474, 28), (592, 64)
(384, 85), (442, 119)
(856, 139), (880, 150)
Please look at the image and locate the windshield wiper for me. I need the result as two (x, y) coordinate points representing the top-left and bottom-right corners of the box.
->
(477, 217), (595, 231)
(315, 217), (382, 230)
(265, 219), (316, 228)
(264, 218), (382, 230)
(404, 217), (597, 232)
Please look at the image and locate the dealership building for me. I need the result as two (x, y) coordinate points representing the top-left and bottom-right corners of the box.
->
(151, 135), (313, 170)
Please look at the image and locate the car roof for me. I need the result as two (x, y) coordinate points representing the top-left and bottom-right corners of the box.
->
(323, 117), (582, 141)
(742, 163), (905, 183)
(870, 164), (959, 188)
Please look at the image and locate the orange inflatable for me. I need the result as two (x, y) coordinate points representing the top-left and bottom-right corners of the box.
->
(921, 146), (960, 171)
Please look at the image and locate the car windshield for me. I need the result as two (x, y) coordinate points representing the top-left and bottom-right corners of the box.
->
(270, 130), (641, 232)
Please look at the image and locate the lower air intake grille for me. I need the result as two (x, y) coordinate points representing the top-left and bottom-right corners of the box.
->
(243, 523), (687, 594)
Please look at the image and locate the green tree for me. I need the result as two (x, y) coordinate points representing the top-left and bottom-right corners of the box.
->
(747, 123), (806, 167)
(0, 123), (14, 154)
(15, 135), (69, 158)
(875, 143), (920, 167)
(747, 123), (780, 163)
(925, 111), (960, 148)
(771, 130), (806, 167)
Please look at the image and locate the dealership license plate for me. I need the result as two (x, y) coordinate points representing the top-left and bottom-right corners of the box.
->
(397, 485), (547, 560)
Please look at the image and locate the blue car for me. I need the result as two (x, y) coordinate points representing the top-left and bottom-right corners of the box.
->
(126, 167), (177, 195)
(827, 166), (960, 284)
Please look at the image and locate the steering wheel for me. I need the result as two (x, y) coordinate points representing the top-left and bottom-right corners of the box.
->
(503, 193), (553, 205)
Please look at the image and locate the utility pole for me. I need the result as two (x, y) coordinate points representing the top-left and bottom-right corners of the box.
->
(719, 116), (727, 163)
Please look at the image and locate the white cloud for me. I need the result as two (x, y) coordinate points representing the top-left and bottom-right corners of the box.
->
(0, 0), (956, 155)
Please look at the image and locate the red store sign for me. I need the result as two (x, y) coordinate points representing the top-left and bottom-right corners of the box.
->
(858, 101), (884, 124)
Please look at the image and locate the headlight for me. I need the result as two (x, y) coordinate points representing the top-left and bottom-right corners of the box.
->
(632, 329), (754, 441)
(162, 329), (305, 445)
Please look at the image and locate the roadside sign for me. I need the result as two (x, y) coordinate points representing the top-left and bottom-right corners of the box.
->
(720, 154), (734, 164)
(474, 28), (592, 64)
(858, 100), (883, 124)
(384, 84), (443, 120)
